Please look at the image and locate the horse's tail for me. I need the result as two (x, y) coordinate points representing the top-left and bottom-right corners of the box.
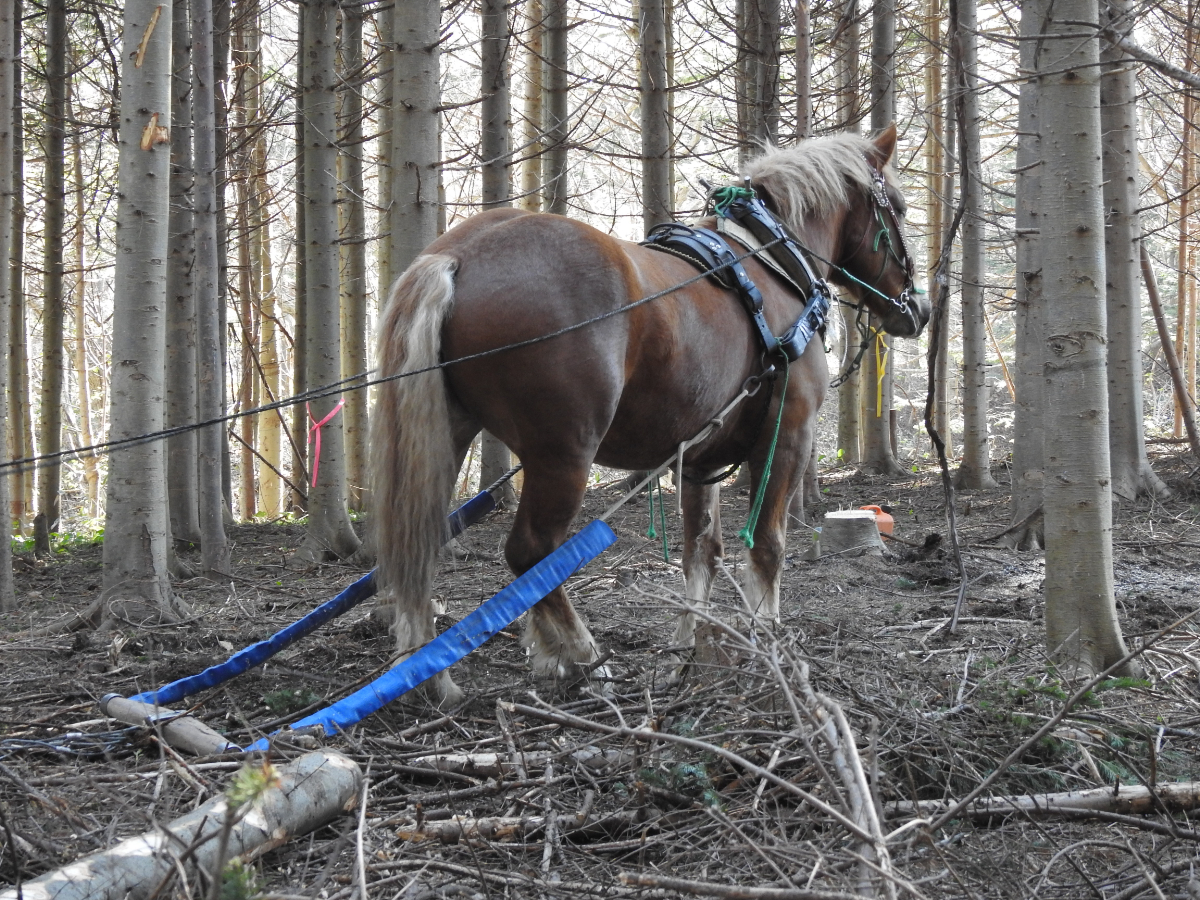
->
(371, 253), (460, 632)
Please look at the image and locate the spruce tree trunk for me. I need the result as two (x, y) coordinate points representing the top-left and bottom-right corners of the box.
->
(294, 0), (361, 563)
(753, 0), (780, 148)
(860, 0), (901, 475)
(292, 11), (308, 512)
(951, 0), (996, 489)
(542, 0), (569, 214)
(1008, 0), (1045, 549)
(795, 0), (810, 139)
(392, 0), (441, 271)
(102, 0), (186, 622)
(375, 4), (394, 292)
(835, 0), (861, 463)
(7, 8), (29, 534)
(519, 0), (543, 211)
(36, 0), (67, 553)
(70, 92), (98, 519)
(1039, 0), (1133, 677)
(0, 0), (14, 611)
(640, 0), (670, 231)
(1100, 0), (1167, 501)
(934, 58), (955, 456)
(194, 0), (231, 575)
(340, 1), (368, 513)
(166, 0), (202, 545)
(479, 0), (516, 503)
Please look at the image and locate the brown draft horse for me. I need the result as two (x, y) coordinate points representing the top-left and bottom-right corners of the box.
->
(371, 126), (930, 705)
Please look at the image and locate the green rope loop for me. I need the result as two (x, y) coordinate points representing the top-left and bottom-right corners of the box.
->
(645, 475), (670, 560)
(711, 185), (757, 218)
(738, 361), (790, 550)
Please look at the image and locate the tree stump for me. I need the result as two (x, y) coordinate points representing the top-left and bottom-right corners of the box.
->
(819, 510), (885, 557)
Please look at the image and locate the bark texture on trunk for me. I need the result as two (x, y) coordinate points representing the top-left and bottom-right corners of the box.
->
(795, 0), (810, 140)
(640, 0), (670, 232)
(519, 0), (543, 211)
(70, 89), (98, 519)
(102, 0), (184, 621)
(1039, 0), (1133, 677)
(951, 0), (996, 489)
(292, 12), (308, 513)
(341, 2), (368, 513)
(36, 0), (68, 553)
(860, 0), (901, 475)
(0, 0), (14, 611)
(194, 0), (231, 575)
(392, 0), (441, 271)
(294, 0), (361, 563)
(543, 0), (569, 214)
(1100, 0), (1167, 501)
(167, 0), (201, 546)
(1008, 0), (1045, 549)
(834, 0), (861, 463)
(479, 0), (516, 503)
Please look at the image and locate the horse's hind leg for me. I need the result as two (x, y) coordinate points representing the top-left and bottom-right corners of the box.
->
(505, 458), (599, 677)
(673, 478), (724, 650)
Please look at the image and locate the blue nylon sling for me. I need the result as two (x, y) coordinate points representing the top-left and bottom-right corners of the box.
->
(130, 488), (500, 707)
(245, 519), (616, 751)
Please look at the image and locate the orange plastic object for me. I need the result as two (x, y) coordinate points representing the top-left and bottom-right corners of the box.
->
(860, 505), (894, 536)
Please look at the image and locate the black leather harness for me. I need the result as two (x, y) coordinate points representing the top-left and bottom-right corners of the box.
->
(641, 192), (832, 364)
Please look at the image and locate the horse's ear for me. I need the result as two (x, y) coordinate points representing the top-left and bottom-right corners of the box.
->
(872, 123), (898, 165)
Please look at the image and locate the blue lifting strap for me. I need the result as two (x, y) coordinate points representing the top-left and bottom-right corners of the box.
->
(130, 486), (503, 707)
(246, 519), (617, 750)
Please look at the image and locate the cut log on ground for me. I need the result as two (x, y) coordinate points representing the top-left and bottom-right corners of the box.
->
(0, 751), (362, 900)
(884, 780), (1200, 823)
(99, 693), (240, 756)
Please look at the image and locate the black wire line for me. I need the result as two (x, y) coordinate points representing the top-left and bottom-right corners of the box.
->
(0, 239), (785, 477)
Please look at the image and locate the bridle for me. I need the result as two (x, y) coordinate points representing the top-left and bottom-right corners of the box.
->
(829, 163), (923, 337)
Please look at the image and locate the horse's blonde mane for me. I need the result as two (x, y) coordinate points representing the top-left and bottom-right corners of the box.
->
(742, 133), (892, 232)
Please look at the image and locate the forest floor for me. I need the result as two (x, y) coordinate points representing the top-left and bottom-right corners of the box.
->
(2, 448), (1200, 900)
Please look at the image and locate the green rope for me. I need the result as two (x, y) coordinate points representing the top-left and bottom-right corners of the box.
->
(711, 185), (756, 218)
(645, 475), (670, 560)
(738, 362), (790, 550)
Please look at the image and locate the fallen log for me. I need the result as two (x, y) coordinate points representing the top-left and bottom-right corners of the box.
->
(884, 780), (1200, 823)
(99, 693), (239, 756)
(618, 872), (860, 900)
(393, 810), (640, 844)
(405, 746), (632, 779)
(0, 751), (362, 900)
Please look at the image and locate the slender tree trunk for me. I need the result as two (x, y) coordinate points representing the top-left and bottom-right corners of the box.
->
(36, 0), (67, 553)
(214, 0), (233, 521)
(479, 0), (516, 503)
(292, 9), (308, 512)
(0, 0), (14, 611)
(102, 0), (185, 622)
(294, 0), (361, 563)
(1177, 15), (1196, 439)
(70, 85), (99, 520)
(835, 0), (861, 463)
(754, 0), (781, 148)
(166, 0), (201, 545)
(8, 6), (28, 534)
(795, 0), (810, 140)
(234, 7), (258, 521)
(519, 0), (543, 212)
(194, 0), (231, 575)
(542, 0), (569, 214)
(935, 56), (956, 456)
(923, 0), (949, 450)
(340, 0), (368, 512)
(951, 0), (996, 489)
(391, 0), (441, 271)
(1038, 0), (1133, 677)
(1100, 0), (1167, 500)
(375, 4), (394, 293)
(860, 0), (901, 475)
(1008, 0), (1045, 549)
(640, 0), (670, 231)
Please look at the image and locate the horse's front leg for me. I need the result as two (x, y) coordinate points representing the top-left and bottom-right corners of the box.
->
(741, 418), (813, 624)
(673, 476), (724, 650)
